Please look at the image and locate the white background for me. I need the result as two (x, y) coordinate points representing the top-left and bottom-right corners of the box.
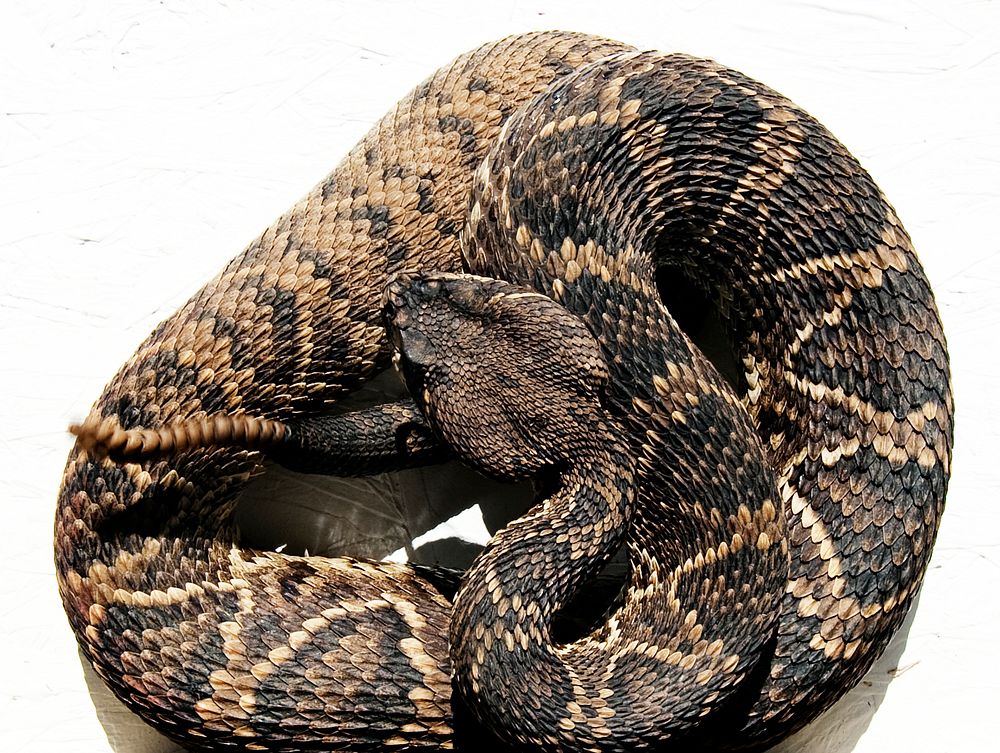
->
(2, 1), (998, 751)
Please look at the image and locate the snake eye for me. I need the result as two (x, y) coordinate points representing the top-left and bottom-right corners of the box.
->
(411, 277), (442, 299)
(438, 276), (484, 314)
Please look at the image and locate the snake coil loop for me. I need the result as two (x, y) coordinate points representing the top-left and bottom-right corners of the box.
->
(57, 32), (951, 753)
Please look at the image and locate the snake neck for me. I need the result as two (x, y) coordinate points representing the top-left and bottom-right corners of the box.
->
(456, 434), (634, 625)
(449, 426), (641, 749)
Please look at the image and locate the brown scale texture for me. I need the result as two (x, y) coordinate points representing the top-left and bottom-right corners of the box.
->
(463, 50), (951, 750)
(56, 32), (952, 753)
(383, 272), (780, 751)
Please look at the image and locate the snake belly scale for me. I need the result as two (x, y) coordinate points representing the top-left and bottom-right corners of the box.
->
(57, 31), (952, 752)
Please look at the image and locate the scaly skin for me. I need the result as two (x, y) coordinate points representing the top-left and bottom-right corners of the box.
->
(58, 32), (952, 752)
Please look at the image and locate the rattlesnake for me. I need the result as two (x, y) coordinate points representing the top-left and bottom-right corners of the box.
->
(59, 31), (952, 752)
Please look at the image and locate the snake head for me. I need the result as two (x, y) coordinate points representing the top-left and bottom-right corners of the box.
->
(383, 271), (609, 480)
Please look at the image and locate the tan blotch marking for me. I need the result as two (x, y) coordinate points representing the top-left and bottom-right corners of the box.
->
(753, 242), (909, 287)
(93, 540), (217, 611)
(786, 288), (854, 359)
(559, 664), (615, 741)
(780, 462), (914, 662)
(715, 102), (804, 244)
(387, 593), (452, 731)
(647, 360), (742, 423)
(784, 374), (949, 471)
(631, 515), (768, 613)
(192, 550), (261, 726)
(743, 349), (768, 409)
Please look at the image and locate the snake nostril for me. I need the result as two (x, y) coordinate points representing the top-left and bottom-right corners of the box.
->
(384, 269), (422, 309)
(390, 307), (412, 336)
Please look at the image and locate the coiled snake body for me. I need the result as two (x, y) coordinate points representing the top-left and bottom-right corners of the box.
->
(58, 32), (952, 752)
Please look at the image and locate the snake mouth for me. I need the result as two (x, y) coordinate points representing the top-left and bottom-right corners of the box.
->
(384, 271), (441, 379)
(384, 270), (464, 411)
